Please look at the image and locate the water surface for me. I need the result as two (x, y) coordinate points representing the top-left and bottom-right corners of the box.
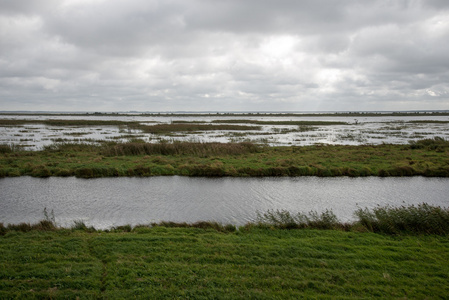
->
(1, 176), (448, 229)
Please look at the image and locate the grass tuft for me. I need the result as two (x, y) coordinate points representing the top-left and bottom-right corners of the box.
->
(354, 203), (449, 235)
(101, 141), (260, 157)
(255, 209), (345, 230)
(408, 136), (449, 151)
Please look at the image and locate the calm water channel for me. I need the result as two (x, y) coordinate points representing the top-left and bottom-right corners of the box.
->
(1, 176), (448, 229)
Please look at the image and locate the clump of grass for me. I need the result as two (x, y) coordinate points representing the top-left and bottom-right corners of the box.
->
(74, 166), (122, 178)
(211, 120), (348, 125)
(133, 123), (261, 133)
(0, 144), (14, 153)
(408, 136), (449, 151)
(111, 224), (133, 232)
(71, 220), (96, 232)
(150, 221), (236, 232)
(0, 208), (57, 235)
(101, 141), (260, 157)
(43, 142), (100, 152)
(0, 220), (57, 235)
(255, 209), (345, 230)
(0, 119), (138, 126)
(354, 203), (449, 235)
(254, 204), (449, 235)
(1, 204), (448, 235)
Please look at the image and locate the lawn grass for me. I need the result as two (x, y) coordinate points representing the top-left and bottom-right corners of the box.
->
(0, 226), (448, 298)
(1, 139), (448, 177)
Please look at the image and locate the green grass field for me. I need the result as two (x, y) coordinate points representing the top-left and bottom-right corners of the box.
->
(1, 227), (448, 299)
(1, 138), (449, 178)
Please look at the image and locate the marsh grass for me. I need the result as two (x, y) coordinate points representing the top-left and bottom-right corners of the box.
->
(100, 141), (261, 156)
(72, 220), (96, 232)
(2, 204), (447, 235)
(255, 204), (449, 235)
(0, 144), (14, 153)
(255, 209), (347, 230)
(408, 120), (449, 124)
(2, 139), (449, 178)
(211, 119), (347, 125)
(132, 123), (261, 133)
(149, 221), (237, 232)
(408, 136), (449, 151)
(0, 208), (57, 234)
(355, 203), (449, 235)
(0, 119), (138, 126)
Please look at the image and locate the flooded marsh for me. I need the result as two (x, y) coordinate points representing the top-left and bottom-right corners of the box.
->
(1, 113), (449, 150)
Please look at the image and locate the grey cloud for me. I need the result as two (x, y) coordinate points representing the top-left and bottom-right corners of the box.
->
(0, 0), (448, 111)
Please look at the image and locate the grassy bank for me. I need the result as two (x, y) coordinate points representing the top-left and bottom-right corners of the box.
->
(1, 225), (448, 298)
(1, 138), (448, 178)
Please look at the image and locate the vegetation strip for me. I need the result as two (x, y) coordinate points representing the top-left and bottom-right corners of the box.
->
(173, 120), (347, 125)
(2, 111), (449, 117)
(134, 123), (261, 133)
(211, 120), (347, 125)
(1, 138), (448, 177)
(1, 208), (449, 298)
(0, 119), (141, 126)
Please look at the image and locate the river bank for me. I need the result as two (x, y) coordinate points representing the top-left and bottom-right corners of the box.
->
(1, 225), (448, 298)
(1, 139), (448, 178)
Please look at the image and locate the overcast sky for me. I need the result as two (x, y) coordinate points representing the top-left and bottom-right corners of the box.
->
(1, 0), (449, 112)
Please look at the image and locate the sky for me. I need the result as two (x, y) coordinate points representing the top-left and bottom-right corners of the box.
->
(1, 0), (449, 112)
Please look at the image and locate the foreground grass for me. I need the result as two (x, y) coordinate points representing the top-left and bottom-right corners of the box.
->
(1, 138), (449, 177)
(1, 227), (448, 298)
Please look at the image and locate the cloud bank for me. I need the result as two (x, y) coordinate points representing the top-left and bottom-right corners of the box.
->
(1, 0), (449, 111)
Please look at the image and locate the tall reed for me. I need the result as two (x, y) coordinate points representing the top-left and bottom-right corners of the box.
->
(354, 203), (449, 235)
(101, 141), (260, 156)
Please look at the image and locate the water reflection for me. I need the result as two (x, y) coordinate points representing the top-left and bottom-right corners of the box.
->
(1, 114), (448, 149)
(1, 176), (448, 229)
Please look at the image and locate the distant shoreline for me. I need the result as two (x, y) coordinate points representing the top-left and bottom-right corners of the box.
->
(1, 110), (449, 117)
